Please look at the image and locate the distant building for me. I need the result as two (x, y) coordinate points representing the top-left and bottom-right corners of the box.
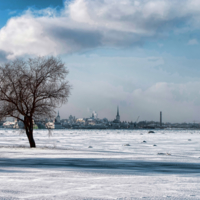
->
(55, 111), (61, 123)
(160, 111), (162, 127)
(69, 115), (76, 124)
(76, 118), (85, 124)
(46, 122), (54, 129)
(3, 119), (18, 129)
(54, 111), (64, 129)
(116, 106), (120, 122)
(91, 111), (98, 119)
(87, 119), (96, 125)
(113, 106), (120, 123)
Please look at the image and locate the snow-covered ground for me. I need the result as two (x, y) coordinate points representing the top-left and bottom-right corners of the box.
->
(0, 129), (200, 199)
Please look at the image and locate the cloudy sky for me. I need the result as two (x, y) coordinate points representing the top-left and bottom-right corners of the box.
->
(1, 0), (200, 123)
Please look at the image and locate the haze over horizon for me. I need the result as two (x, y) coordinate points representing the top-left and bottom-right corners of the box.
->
(0, 0), (200, 123)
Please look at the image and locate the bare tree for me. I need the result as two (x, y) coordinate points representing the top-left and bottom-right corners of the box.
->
(0, 56), (71, 147)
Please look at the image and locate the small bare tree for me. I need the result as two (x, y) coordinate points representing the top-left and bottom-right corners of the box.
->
(0, 56), (71, 147)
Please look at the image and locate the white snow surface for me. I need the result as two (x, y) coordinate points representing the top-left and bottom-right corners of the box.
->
(0, 129), (200, 199)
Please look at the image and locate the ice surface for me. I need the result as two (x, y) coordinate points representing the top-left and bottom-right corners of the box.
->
(0, 129), (200, 199)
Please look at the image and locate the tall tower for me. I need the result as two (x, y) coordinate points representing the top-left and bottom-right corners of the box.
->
(56, 111), (60, 123)
(116, 106), (120, 122)
(160, 111), (162, 127)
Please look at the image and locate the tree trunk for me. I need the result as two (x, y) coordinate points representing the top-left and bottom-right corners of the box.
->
(24, 116), (36, 148)
(26, 129), (36, 148)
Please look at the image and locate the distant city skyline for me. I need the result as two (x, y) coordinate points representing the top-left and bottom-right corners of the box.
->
(3, 107), (200, 130)
(58, 107), (195, 124)
(1, 0), (200, 123)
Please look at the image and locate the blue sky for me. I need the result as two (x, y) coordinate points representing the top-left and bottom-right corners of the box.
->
(1, 0), (200, 122)
(0, 0), (64, 28)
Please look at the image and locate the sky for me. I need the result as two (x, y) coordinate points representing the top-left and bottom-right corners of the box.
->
(1, 0), (200, 123)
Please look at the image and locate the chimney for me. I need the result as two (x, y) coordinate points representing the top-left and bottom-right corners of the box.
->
(160, 111), (162, 127)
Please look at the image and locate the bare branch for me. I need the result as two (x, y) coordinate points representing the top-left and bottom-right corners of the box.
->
(0, 56), (71, 147)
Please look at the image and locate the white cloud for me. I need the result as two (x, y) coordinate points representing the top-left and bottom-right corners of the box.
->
(59, 53), (200, 122)
(0, 0), (200, 58)
(188, 39), (198, 45)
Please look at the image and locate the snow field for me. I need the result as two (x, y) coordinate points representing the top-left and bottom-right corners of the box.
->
(0, 129), (200, 199)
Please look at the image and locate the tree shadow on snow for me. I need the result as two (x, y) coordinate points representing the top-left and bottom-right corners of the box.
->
(0, 157), (200, 175)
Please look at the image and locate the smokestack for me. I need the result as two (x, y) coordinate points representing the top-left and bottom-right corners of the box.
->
(160, 111), (162, 127)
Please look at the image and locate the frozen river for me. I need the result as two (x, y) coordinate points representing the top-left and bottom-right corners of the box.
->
(0, 129), (200, 199)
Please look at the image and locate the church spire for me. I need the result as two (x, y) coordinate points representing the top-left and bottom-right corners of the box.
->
(116, 106), (120, 122)
(117, 106), (119, 116)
